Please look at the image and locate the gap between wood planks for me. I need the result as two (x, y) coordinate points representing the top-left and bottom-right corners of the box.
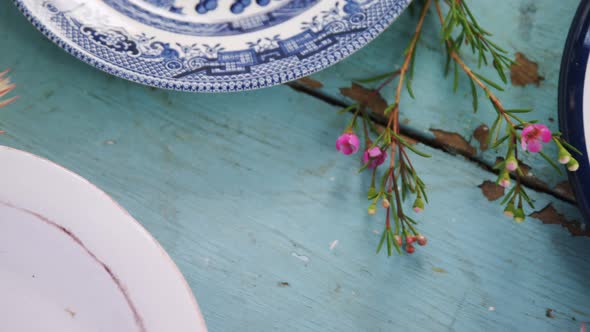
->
(287, 81), (576, 206)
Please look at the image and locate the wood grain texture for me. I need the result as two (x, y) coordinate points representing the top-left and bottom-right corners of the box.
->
(1, 2), (590, 331)
(302, 0), (579, 190)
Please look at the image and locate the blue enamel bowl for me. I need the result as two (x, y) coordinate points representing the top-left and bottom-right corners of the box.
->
(559, 0), (590, 224)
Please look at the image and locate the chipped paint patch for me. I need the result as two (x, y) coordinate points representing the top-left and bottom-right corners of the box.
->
(473, 124), (489, 151)
(511, 52), (544, 87)
(430, 129), (476, 156)
(296, 77), (324, 89)
(478, 180), (505, 201)
(340, 83), (387, 115)
(530, 204), (590, 236)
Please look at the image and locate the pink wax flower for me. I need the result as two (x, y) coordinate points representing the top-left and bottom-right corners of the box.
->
(521, 124), (552, 153)
(336, 132), (360, 155)
(362, 146), (387, 168)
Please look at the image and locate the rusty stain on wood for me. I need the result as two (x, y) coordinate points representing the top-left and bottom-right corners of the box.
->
(473, 124), (489, 151)
(430, 129), (476, 156)
(478, 180), (505, 201)
(340, 83), (387, 115)
(297, 77), (324, 89)
(530, 204), (590, 236)
(510, 52), (545, 87)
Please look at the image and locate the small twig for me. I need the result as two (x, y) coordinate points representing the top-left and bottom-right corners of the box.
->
(434, 0), (513, 127)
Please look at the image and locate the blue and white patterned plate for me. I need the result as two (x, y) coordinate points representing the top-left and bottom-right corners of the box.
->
(14, 0), (411, 92)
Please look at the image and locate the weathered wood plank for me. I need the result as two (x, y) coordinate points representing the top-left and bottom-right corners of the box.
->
(1, 2), (589, 332)
(301, 0), (580, 191)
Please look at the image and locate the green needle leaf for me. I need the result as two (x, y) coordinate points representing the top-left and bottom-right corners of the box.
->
(473, 72), (505, 91)
(469, 79), (478, 112)
(539, 151), (563, 175)
(354, 71), (398, 84)
(376, 229), (387, 254)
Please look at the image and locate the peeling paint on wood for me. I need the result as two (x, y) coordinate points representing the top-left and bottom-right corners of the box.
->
(510, 52), (545, 87)
(473, 124), (489, 151)
(478, 180), (505, 201)
(530, 204), (590, 236)
(297, 77), (324, 89)
(555, 181), (575, 201)
(339, 83), (387, 115)
(430, 129), (476, 156)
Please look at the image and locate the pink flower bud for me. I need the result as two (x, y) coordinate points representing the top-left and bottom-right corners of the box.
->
(413, 196), (424, 213)
(394, 235), (402, 247)
(363, 147), (387, 169)
(335, 132), (360, 155)
(497, 170), (511, 188)
(406, 236), (416, 244)
(381, 198), (390, 209)
(405, 244), (415, 254)
(417, 235), (427, 246)
(505, 158), (518, 172)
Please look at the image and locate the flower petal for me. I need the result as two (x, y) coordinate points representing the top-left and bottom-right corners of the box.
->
(527, 139), (543, 153)
(521, 125), (533, 137)
(540, 128), (552, 142)
(362, 150), (370, 164)
(368, 147), (381, 157)
(348, 135), (360, 153)
(340, 144), (353, 155)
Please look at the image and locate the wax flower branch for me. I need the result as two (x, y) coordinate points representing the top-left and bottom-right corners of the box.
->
(334, 0), (581, 256)
(0, 69), (18, 109)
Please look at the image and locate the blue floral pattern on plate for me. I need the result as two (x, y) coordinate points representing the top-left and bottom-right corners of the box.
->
(14, 0), (412, 92)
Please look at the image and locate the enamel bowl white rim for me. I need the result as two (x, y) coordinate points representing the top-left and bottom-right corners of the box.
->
(0, 145), (207, 332)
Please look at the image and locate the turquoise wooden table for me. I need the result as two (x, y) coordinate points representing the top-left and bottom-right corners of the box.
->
(1, 1), (590, 331)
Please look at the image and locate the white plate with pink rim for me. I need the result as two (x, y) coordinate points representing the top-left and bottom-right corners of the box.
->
(0, 146), (207, 332)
